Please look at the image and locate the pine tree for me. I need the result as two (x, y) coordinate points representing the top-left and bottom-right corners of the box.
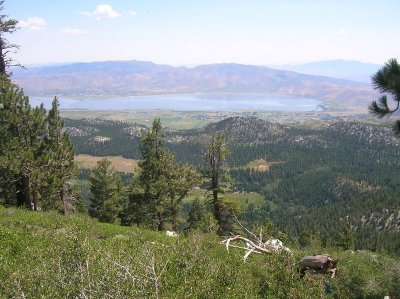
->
(126, 119), (201, 231)
(0, 2), (76, 212)
(0, 0), (20, 75)
(186, 198), (219, 233)
(127, 119), (175, 230)
(44, 97), (76, 214)
(335, 219), (355, 250)
(167, 165), (201, 231)
(369, 58), (400, 136)
(0, 80), (47, 209)
(89, 158), (124, 223)
(205, 133), (232, 235)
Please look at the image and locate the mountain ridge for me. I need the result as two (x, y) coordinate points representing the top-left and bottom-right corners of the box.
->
(277, 59), (382, 83)
(13, 60), (375, 108)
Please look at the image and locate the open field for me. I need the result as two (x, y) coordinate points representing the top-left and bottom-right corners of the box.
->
(239, 159), (282, 172)
(223, 191), (266, 208)
(60, 108), (386, 131)
(74, 154), (138, 173)
(61, 110), (211, 130)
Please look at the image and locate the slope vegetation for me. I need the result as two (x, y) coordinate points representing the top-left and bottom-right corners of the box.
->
(0, 206), (399, 298)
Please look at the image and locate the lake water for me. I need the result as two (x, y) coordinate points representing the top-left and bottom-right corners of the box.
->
(30, 93), (322, 112)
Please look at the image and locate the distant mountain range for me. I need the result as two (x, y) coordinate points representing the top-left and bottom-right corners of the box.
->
(12, 60), (376, 108)
(277, 60), (382, 83)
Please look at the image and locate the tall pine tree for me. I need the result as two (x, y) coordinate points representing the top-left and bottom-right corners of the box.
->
(0, 80), (47, 209)
(129, 119), (173, 230)
(0, 83), (77, 211)
(44, 97), (76, 214)
(0, 1), (76, 211)
(205, 133), (234, 235)
(0, 0), (19, 75)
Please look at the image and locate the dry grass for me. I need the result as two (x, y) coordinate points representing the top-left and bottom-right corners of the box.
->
(242, 159), (280, 172)
(75, 154), (138, 173)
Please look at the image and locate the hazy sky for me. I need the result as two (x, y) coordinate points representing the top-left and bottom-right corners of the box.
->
(6, 0), (400, 66)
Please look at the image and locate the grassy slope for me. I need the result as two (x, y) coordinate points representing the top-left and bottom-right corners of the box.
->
(237, 159), (282, 172)
(0, 206), (399, 298)
(75, 154), (138, 173)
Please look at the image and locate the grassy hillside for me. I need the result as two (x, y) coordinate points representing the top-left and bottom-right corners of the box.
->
(0, 206), (399, 298)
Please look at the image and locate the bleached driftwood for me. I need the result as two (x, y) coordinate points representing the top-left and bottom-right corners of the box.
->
(222, 235), (290, 261)
(299, 255), (338, 278)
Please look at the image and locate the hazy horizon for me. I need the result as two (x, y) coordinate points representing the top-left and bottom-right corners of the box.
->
(7, 1), (400, 67)
(20, 58), (382, 70)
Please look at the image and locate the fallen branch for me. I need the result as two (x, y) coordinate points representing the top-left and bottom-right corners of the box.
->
(222, 235), (291, 261)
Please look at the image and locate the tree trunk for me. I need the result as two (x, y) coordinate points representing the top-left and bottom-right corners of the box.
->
(23, 176), (33, 210)
(157, 211), (163, 231)
(3, 186), (10, 205)
(299, 255), (338, 278)
(0, 37), (5, 75)
(212, 189), (222, 234)
(171, 206), (177, 232)
(60, 188), (67, 215)
(32, 189), (38, 211)
(299, 255), (329, 268)
(16, 175), (32, 209)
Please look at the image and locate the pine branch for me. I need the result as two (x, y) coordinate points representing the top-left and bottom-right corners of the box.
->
(368, 95), (399, 118)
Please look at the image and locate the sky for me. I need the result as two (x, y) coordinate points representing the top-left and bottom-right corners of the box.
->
(5, 0), (400, 67)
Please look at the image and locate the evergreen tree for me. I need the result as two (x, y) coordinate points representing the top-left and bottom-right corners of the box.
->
(0, 2), (76, 212)
(132, 119), (173, 230)
(44, 97), (76, 214)
(186, 198), (205, 230)
(126, 119), (201, 231)
(335, 219), (355, 250)
(167, 165), (201, 231)
(0, 80), (47, 209)
(205, 133), (232, 235)
(89, 158), (124, 223)
(186, 198), (219, 233)
(369, 58), (400, 136)
(0, 81), (78, 212)
(0, 0), (20, 75)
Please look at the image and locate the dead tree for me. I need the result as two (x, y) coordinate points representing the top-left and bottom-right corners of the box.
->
(299, 255), (338, 278)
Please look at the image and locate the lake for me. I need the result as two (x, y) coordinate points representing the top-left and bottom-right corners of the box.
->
(30, 93), (322, 112)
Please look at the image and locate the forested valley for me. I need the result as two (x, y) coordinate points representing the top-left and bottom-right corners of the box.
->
(62, 115), (400, 255)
